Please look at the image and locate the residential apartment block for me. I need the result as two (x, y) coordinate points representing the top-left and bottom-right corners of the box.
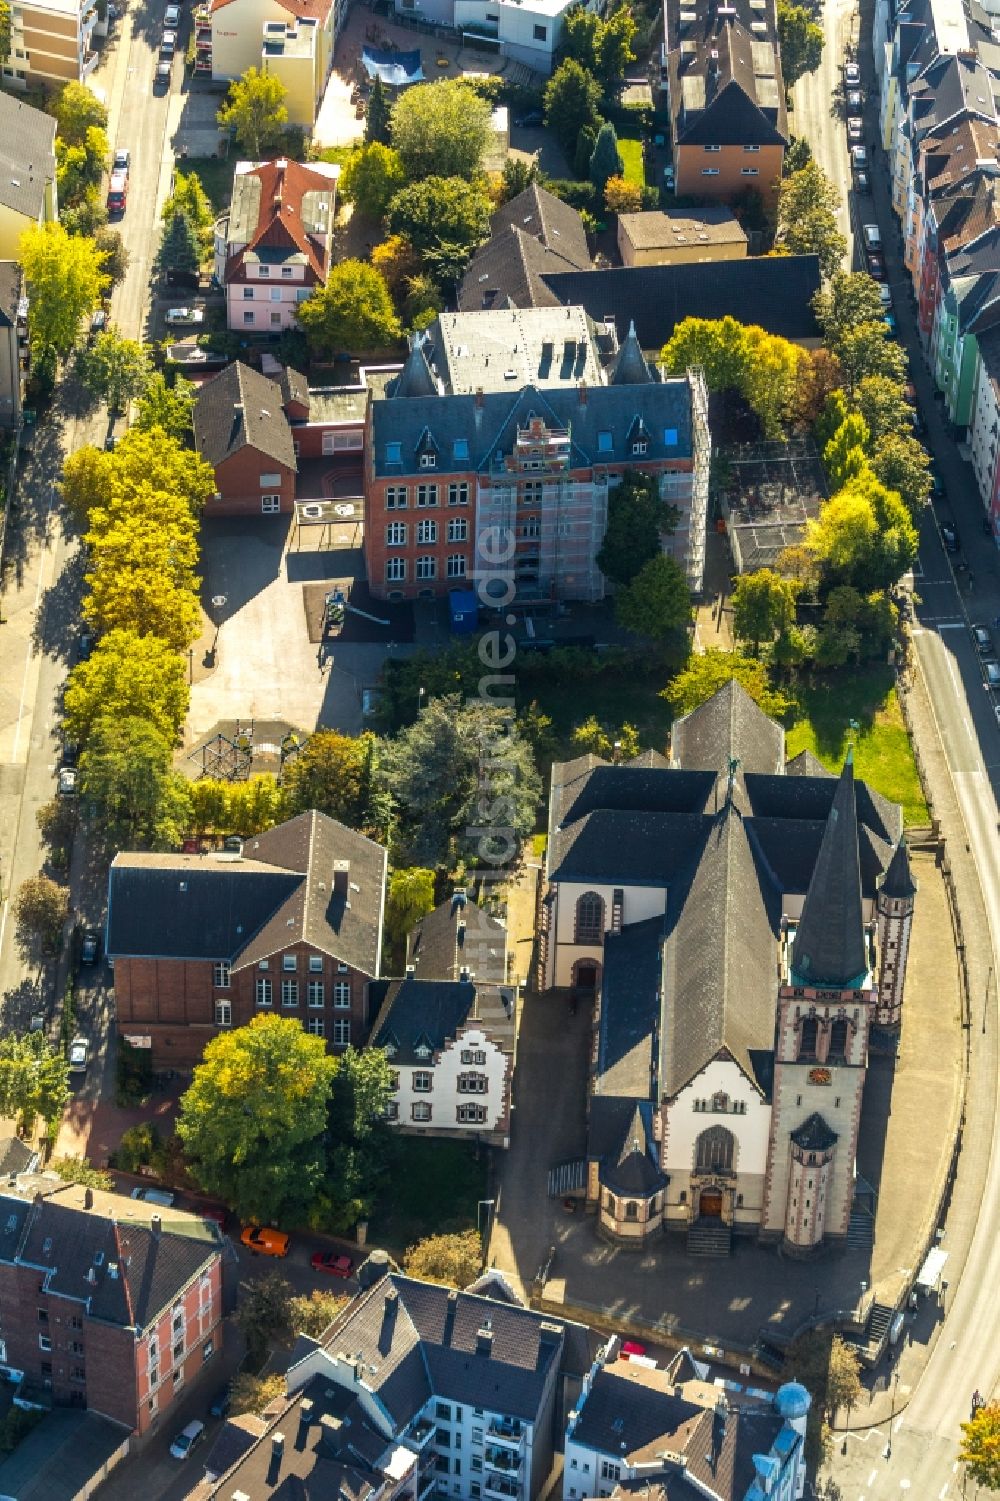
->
(661, 0), (787, 209)
(364, 307), (710, 604)
(388, 0), (587, 72)
(0, 1176), (226, 1435)
(201, 0), (343, 108)
(106, 810), (387, 1066)
(3, 0), (100, 84)
(212, 157), (338, 333)
(0, 91), (58, 260)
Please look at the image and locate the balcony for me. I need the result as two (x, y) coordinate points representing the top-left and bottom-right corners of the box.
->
(483, 1478), (521, 1501)
(485, 1446), (523, 1475)
(81, 48), (99, 74)
(486, 1419), (524, 1449)
(403, 1417), (435, 1451)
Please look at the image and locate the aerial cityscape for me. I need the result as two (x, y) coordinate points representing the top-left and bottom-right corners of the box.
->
(0, 0), (996, 1491)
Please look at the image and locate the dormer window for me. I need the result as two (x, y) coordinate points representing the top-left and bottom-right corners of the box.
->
(414, 1042), (432, 1059)
(597, 430), (613, 453)
(632, 440), (648, 455)
(419, 452), (436, 469)
(386, 441), (402, 464)
(385, 1042), (397, 1058)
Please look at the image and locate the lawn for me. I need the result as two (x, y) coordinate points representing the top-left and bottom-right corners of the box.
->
(179, 155), (234, 217)
(368, 1136), (488, 1257)
(532, 667), (674, 758)
(617, 135), (645, 186)
(785, 664), (928, 826)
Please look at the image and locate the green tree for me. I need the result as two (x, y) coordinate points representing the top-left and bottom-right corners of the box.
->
(386, 176), (491, 258)
(615, 554), (691, 639)
(543, 59), (602, 159)
(731, 568), (799, 652)
(56, 126), (109, 206)
(404, 272), (443, 328)
(563, 3), (636, 88)
(50, 1155), (115, 1189)
(775, 160), (847, 279)
(320, 1047), (394, 1231)
(297, 259), (401, 356)
(604, 175), (644, 213)
(390, 78), (492, 180)
(597, 473), (679, 586)
(871, 431), (931, 517)
(777, 0), (823, 88)
(562, 4), (602, 70)
(364, 74), (391, 145)
(823, 413), (871, 489)
(854, 372), (913, 441)
(806, 475), (918, 593)
(0, 0), (10, 63)
(94, 225), (129, 287)
(135, 372), (195, 441)
(230, 1372), (286, 1417)
(0, 1031), (70, 1134)
(217, 67), (289, 157)
(827, 1337), (863, 1420)
(289, 1289), (348, 1338)
(660, 316), (806, 438)
(499, 156), (538, 203)
(959, 1401), (1000, 1489)
(36, 796), (77, 857)
(784, 135), (813, 174)
(19, 222), (108, 371)
(160, 207), (200, 278)
(163, 170), (213, 243)
(835, 325), (907, 395)
(13, 876), (68, 955)
(52, 80), (108, 144)
(589, 120), (623, 196)
(236, 1272), (294, 1363)
(813, 269), (885, 346)
(84, 505), (201, 649)
(178, 1015), (338, 1224)
(574, 124), (597, 180)
(380, 695), (541, 868)
(63, 629), (189, 745)
(384, 866), (436, 969)
(403, 1229), (483, 1288)
(79, 715), (193, 848)
(340, 142), (406, 220)
(281, 729), (368, 823)
(76, 328), (151, 412)
(663, 648), (791, 718)
(570, 718), (641, 759)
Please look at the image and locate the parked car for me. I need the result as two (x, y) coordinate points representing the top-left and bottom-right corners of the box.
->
(663, 164), (675, 190)
(155, 59), (171, 88)
(107, 171), (127, 215)
(88, 309), (106, 341)
(973, 625), (994, 655)
(170, 1421), (205, 1461)
(113, 147), (130, 173)
(941, 523), (959, 551)
(62, 737), (80, 766)
(987, 661), (1000, 688)
(241, 1224), (290, 1257)
(80, 928), (100, 965)
(929, 468), (944, 497)
(160, 29), (176, 54)
(845, 60), (861, 85)
(853, 169), (870, 194)
(847, 117), (863, 143)
(164, 2), (180, 23)
(879, 284), (893, 307)
(165, 306), (204, 325)
(867, 251), (885, 279)
(863, 222), (881, 248)
(621, 1340), (648, 1358)
(78, 629), (94, 661)
(311, 1250), (354, 1277)
(131, 1186), (176, 1207)
(883, 311), (897, 335)
(68, 1036), (89, 1073)
(513, 110), (543, 128)
(851, 144), (868, 168)
(29, 1012), (44, 1033)
(208, 1388), (231, 1420)
(847, 89), (863, 116)
(58, 766), (78, 796)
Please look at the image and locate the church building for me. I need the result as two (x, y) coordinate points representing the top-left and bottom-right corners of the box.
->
(539, 680), (916, 1256)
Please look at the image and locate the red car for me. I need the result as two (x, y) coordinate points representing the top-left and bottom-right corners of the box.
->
(621, 1340), (648, 1358)
(311, 1250), (354, 1277)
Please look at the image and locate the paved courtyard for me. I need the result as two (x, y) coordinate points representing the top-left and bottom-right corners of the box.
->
(489, 849), (964, 1354)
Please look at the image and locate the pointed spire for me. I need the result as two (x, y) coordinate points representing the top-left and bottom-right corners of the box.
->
(391, 334), (437, 399)
(790, 752), (868, 988)
(880, 838), (917, 900)
(608, 320), (655, 385)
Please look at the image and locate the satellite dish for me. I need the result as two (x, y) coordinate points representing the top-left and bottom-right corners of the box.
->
(301, 502), (324, 519)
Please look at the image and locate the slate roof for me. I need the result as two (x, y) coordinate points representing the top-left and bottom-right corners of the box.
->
(458, 225), (573, 311)
(371, 976), (515, 1064)
(193, 361), (297, 472)
(667, 11), (787, 150)
(106, 811), (387, 977)
(608, 321), (657, 385)
(594, 917), (663, 1098)
(571, 1358), (705, 1460)
(491, 184), (590, 268)
(0, 92), (57, 221)
(0, 1410), (130, 1501)
(880, 839), (917, 899)
(671, 678), (784, 775)
(602, 1101), (667, 1194)
(790, 755), (868, 988)
(540, 257), (822, 351)
(790, 1112), (838, 1151)
(310, 1274), (597, 1427)
(0, 1133), (36, 1177)
(406, 895), (508, 984)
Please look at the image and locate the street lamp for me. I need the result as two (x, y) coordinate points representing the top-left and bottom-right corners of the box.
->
(417, 684), (426, 716)
(210, 594), (227, 657)
(477, 1198), (495, 1238)
(885, 1368), (901, 1459)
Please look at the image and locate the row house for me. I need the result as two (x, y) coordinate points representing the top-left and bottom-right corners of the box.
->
(106, 810), (387, 1067)
(0, 1177), (226, 1435)
(969, 326), (1000, 531)
(212, 156), (338, 334)
(364, 307), (710, 604)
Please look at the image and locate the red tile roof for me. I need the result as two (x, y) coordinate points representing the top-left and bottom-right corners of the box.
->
(225, 157), (334, 285)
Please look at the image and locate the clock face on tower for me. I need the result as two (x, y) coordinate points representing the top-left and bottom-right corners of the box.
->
(808, 1067), (832, 1085)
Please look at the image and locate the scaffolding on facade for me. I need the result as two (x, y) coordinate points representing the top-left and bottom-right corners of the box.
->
(186, 720), (307, 782)
(685, 366), (711, 596)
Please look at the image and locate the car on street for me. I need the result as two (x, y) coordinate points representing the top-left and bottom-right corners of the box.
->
(929, 468), (944, 497)
(131, 1186), (176, 1207)
(910, 406), (927, 437)
(851, 144), (868, 168)
(973, 625), (994, 655)
(106, 171), (127, 215)
(867, 251), (885, 279)
(58, 766), (78, 796)
(61, 737), (79, 766)
(169, 1421), (205, 1460)
(68, 1036), (89, 1073)
(311, 1250), (354, 1277)
(941, 523), (959, 551)
(847, 117), (863, 143)
(209, 1387), (231, 1419)
(88, 308), (106, 341)
(30, 1012), (44, 1033)
(155, 59), (171, 88)
(165, 307), (204, 325)
(883, 311), (897, 334)
(113, 147), (130, 173)
(241, 1224), (290, 1257)
(986, 661), (1000, 688)
(164, 2), (180, 22)
(845, 60), (861, 86)
(847, 89), (863, 116)
(80, 928), (100, 965)
(879, 284), (893, 307)
(863, 222), (881, 248)
(160, 29), (176, 54)
(78, 629), (94, 661)
(853, 169), (870, 194)
(663, 164), (675, 190)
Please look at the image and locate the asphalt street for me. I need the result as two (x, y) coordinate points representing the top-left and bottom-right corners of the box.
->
(790, 0), (857, 267)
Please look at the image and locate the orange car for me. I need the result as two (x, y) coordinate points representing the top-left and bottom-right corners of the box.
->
(240, 1224), (290, 1257)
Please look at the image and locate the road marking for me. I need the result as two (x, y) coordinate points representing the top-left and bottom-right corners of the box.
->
(939, 1484), (949, 1498)
(868, 1470), (878, 1486)
(938, 622), (965, 630)
(899, 1481), (911, 1491)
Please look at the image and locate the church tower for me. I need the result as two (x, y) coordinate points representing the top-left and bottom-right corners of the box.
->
(762, 753), (875, 1253)
(875, 840), (917, 1027)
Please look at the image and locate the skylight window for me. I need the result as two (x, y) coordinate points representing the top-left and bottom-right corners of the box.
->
(597, 430), (613, 452)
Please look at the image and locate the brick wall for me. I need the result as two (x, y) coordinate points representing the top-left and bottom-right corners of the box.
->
(205, 446), (296, 517)
(364, 471), (475, 601)
(675, 144), (784, 209)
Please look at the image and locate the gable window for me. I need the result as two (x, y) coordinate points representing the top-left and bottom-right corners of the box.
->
(413, 1071), (433, 1091)
(632, 439), (648, 455)
(461, 1049), (487, 1065)
(215, 1000), (232, 1026)
(417, 519), (437, 544)
(386, 521), (407, 546)
(412, 1101), (432, 1122)
(448, 481), (469, 504)
(386, 485), (408, 509)
(282, 954), (297, 971)
(386, 557), (406, 582)
(308, 980), (324, 1007)
(333, 981), (350, 1008)
(458, 1073), (488, 1093)
(308, 955), (323, 972)
(281, 979), (299, 1007)
(798, 1015), (818, 1061)
(256, 977), (272, 1007)
(419, 452), (437, 469)
(574, 891), (605, 944)
(212, 962), (230, 989)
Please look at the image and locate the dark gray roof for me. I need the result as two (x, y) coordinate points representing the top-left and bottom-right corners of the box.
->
(0, 1409), (130, 1501)
(107, 811), (387, 977)
(458, 225), (574, 312)
(880, 839), (917, 899)
(790, 1112), (838, 1151)
(541, 256), (822, 352)
(0, 93), (56, 220)
(671, 679), (785, 776)
(572, 1360), (704, 1460)
(371, 976), (515, 1064)
(406, 895), (508, 984)
(490, 184), (590, 269)
(0, 1134), (36, 1176)
(786, 749), (832, 778)
(312, 1274), (597, 1426)
(790, 755), (868, 988)
(594, 917), (663, 1097)
(601, 1101), (667, 1195)
(609, 321), (656, 385)
(193, 360), (297, 472)
(390, 334), (438, 397)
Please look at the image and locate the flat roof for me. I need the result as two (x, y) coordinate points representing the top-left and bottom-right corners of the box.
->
(620, 207), (748, 250)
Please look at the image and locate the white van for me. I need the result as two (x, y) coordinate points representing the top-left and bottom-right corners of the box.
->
(863, 223), (881, 248)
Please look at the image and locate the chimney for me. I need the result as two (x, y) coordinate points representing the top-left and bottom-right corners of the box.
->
(319, 1414), (344, 1453)
(459, 965), (470, 982)
(476, 1320), (494, 1356)
(333, 860), (350, 899)
(300, 1399), (315, 1425)
(151, 1215), (161, 1237)
(385, 1287), (398, 1310)
(83, 1188), (93, 1210)
(475, 386), (484, 409)
(271, 1433), (285, 1461)
(578, 380), (588, 406)
(405, 963), (416, 975)
(538, 1320), (563, 1346)
(86, 1267), (96, 1285)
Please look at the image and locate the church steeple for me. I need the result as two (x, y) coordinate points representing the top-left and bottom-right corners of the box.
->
(880, 838), (917, 900)
(608, 320), (655, 385)
(790, 751), (867, 989)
